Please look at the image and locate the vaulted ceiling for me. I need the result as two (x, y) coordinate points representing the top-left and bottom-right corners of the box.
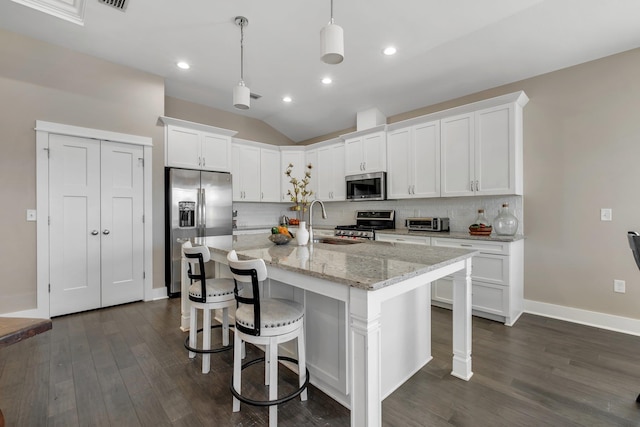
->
(2, 0), (640, 141)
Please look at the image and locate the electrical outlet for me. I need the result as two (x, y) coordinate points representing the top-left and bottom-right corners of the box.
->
(26, 209), (36, 222)
(600, 208), (612, 221)
(614, 279), (625, 293)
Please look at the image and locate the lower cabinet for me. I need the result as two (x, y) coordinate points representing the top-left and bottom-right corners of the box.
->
(375, 233), (524, 326)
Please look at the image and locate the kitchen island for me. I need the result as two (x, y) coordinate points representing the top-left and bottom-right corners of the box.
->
(182, 234), (477, 427)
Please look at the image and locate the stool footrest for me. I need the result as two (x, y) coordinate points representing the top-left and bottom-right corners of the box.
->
(230, 356), (310, 407)
(184, 325), (233, 354)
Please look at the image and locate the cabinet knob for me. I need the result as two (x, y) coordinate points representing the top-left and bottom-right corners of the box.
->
(103, 229), (110, 235)
(91, 230), (99, 236)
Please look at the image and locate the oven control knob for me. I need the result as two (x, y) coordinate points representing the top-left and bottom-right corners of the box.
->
(348, 231), (355, 236)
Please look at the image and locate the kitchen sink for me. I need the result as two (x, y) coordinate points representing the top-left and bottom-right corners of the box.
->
(312, 237), (365, 245)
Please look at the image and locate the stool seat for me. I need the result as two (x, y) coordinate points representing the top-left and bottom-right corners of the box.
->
(236, 298), (303, 333)
(188, 278), (236, 301)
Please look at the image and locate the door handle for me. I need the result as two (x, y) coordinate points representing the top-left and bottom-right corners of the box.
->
(91, 230), (99, 235)
(103, 229), (110, 235)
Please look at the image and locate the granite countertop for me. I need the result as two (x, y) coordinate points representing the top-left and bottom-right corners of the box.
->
(375, 228), (525, 242)
(197, 234), (477, 291)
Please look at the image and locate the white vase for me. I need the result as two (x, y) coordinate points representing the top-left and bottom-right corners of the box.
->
(296, 221), (309, 245)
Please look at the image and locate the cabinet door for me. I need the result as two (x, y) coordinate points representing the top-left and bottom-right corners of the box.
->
(241, 145), (261, 202)
(441, 113), (474, 197)
(316, 145), (334, 200)
(280, 150), (305, 202)
(166, 126), (200, 169)
(413, 121), (440, 198)
(231, 144), (242, 201)
(386, 128), (412, 199)
(331, 144), (346, 200)
(201, 133), (231, 172)
(362, 131), (386, 172)
(475, 104), (515, 195)
(260, 148), (281, 202)
(344, 137), (363, 175)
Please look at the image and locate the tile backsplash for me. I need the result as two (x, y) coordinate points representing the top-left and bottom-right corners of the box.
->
(234, 195), (523, 234)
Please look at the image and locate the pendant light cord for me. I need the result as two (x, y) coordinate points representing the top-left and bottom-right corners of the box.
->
(330, 0), (334, 24)
(240, 20), (245, 82)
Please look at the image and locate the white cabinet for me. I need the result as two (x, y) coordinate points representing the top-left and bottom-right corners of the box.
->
(441, 100), (524, 197)
(317, 143), (346, 201)
(161, 117), (235, 172)
(431, 237), (524, 326)
(232, 143), (261, 201)
(344, 130), (387, 176)
(280, 148), (306, 202)
(260, 148), (281, 202)
(387, 121), (440, 199)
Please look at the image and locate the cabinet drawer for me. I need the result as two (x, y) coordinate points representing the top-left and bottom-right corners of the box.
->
(376, 234), (431, 245)
(431, 278), (507, 317)
(473, 254), (508, 285)
(431, 237), (509, 255)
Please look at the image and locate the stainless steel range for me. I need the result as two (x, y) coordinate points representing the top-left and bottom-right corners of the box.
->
(335, 210), (395, 239)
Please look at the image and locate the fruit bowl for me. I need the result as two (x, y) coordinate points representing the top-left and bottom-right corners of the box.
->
(269, 234), (293, 245)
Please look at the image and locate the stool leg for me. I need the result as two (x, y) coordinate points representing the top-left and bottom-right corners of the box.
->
(222, 307), (229, 347)
(202, 307), (211, 374)
(232, 330), (242, 412)
(297, 328), (308, 402)
(265, 346), (270, 386)
(188, 304), (197, 359)
(268, 340), (278, 427)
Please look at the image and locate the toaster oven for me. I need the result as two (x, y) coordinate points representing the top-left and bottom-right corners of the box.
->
(406, 217), (450, 232)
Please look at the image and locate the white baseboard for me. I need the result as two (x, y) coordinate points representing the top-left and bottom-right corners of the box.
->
(524, 299), (640, 337)
(148, 287), (168, 301)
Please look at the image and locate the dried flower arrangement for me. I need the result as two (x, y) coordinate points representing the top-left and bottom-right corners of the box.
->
(285, 163), (313, 218)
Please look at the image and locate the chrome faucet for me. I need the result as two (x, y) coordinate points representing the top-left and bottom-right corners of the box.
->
(308, 199), (327, 243)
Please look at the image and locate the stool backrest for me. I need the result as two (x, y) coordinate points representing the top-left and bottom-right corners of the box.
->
(227, 250), (267, 336)
(182, 241), (210, 303)
(628, 232), (640, 270)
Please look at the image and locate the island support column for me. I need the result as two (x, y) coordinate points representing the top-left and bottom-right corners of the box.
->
(451, 258), (473, 380)
(349, 287), (382, 427)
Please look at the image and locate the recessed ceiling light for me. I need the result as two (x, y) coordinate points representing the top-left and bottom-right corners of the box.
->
(382, 46), (397, 56)
(322, 77), (333, 85)
(283, 96), (293, 103)
(176, 61), (190, 70)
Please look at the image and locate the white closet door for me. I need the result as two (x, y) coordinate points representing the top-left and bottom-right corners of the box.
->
(49, 134), (102, 316)
(100, 141), (144, 307)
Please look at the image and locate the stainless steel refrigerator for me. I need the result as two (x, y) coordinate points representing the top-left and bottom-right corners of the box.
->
(165, 168), (233, 296)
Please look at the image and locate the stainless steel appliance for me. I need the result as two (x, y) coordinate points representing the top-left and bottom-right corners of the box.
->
(165, 168), (233, 296)
(346, 172), (386, 201)
(335, 210), (395, 239)
(406, 217), (450, 232)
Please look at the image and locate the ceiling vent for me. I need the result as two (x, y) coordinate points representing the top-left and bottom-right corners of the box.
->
(98, 0), (128, 11)
(250, 93), (262, 100)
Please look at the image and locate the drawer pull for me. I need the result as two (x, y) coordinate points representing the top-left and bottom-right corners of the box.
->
(460, 244), (472, 247)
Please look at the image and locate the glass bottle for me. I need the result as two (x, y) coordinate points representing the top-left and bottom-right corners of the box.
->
(473, 209), (491, 227)
(493, 203), (519, 236)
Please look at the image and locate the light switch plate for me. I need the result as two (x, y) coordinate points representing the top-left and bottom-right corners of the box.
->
(26, 209), (36, 221)
(600, 208), (612, 221)
(614, 279), (625, 293)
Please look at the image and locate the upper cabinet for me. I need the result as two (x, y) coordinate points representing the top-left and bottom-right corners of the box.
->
(260, 147), (281, 202)
(160, 117), (236, 172)
(305, 148), (319, 199)
(232, 142), (261, 202)
(280, 147), (306, 203)
(441, 100), (524, 197)
(387, 121), (440, 199)
(343, 127), (387, 176)
(316, 142), (346, 201)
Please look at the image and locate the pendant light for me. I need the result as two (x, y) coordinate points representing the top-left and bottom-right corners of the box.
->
(320, 0), (344, 64)
(233, 16), (250, 110)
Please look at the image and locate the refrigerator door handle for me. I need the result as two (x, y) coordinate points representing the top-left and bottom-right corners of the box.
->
(201, 188), (206, 235)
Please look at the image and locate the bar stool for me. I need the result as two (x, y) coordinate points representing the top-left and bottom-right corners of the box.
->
(183, 241), (239, 374)
(226, 250), (309, 427)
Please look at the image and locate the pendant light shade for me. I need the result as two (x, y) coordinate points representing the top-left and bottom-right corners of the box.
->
(320, 0), (344, 64)
(233, 16), (250, 110)
(233, 81), (250, 110)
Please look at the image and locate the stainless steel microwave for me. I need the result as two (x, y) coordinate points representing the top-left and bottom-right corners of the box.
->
(346, 172), (386, 201)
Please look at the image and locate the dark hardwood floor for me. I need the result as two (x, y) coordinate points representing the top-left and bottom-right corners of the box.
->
(1, 298), (639, 426)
